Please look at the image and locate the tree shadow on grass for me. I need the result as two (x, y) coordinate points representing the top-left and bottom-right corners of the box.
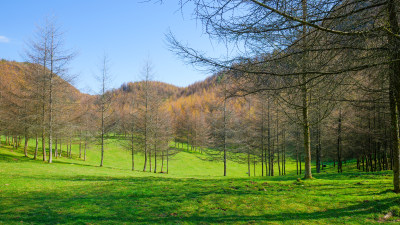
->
(0, 152), (35, 163)
(0, 173), (398, 224)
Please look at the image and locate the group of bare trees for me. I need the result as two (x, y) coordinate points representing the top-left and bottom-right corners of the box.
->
(0, 17), (175, 174)
(110, 63), (175, 173)
(3, 0), (400, 194)
(166, 0), (400, 192)
(0, 18), (87, 163)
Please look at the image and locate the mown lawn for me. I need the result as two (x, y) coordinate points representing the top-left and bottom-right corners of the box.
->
(0, 140), (399, 224)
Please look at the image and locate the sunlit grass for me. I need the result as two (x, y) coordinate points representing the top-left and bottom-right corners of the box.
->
(0, 138), (399, 224)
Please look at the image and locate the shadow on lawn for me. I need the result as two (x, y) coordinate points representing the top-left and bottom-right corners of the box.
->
(0, 152), (34, 162)
(0, 173), (398, 224)
(1, 149), (397, 224)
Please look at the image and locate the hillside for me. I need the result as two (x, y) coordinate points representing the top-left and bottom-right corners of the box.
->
(0, 59), (219, 106)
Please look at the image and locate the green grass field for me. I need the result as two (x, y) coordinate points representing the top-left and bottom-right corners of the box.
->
(1, 138), (399, 224)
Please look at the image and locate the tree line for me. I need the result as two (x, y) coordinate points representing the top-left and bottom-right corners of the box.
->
(1, 0), (400, 193)
(166, 0), (400, 192)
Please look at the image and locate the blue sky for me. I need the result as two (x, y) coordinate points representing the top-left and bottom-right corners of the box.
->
(0, 0), (226, 94)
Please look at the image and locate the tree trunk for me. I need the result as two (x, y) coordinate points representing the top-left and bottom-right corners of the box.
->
(299, 151), (302, 175)
(283, 130), (286, 175)
(267, 98), (271, 176)
(247, 149), (251, 177)
(253, 155), (256, 176)
(143, 94), (148, 172)
(316, 109), (321, 173)
(100, 106), (104, 167)
(388, 0), (400, 193)
(34, 135), (38, 160)
(161, 150), (164, 173)
(271, 140), (274, 176)
(276, 110), (280, 176)
(261, 100), (265, 176)
(384, 141), (388, 170)
(79, 139), (82, 159)
(154, 143), (157, 173)
(149, 148), (152, 172)
(24, 136), (29, 157)
(42, 132), (46, 161)
(84, 141), (87, 161)
(131, 134), (134, 171)
(48, 72), (53, 164)
(296, 132), (299, 175)
(223, 91), (227, 176)
(337, 108), (342, 173)
(302, 0), (312, 180)
(69, 139), (72, 159)
(54, 137), (58, 159)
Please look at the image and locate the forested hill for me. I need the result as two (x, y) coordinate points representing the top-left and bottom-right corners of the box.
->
(0, 59), (222, 103)
(116, 73), (222, 100)
(177, 74), (220, 97)
(117, 81), (184, 100)
(0, 60), (85, 98)
(0, 60), (88, 106)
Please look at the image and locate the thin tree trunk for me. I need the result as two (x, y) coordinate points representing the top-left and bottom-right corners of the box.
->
(84, 141), (87, 161)
(337, 108), (342, 173)
(55, 137), (58, 159)
(267, 98), (271, 176)
(316, 109), (321, 173)
(100, 106), (104, 166)
(271, 140), (274, 176)
(143, 87), (148, 172)
(79, 139), (82, 159)
(167, 146), (169, 174)
(296, 132), (299, 175)
(24, 136), (29, 157)
(223, 89), (227, 176)
(161, 150), (164, 173)
(149, 147), (152, 172)
(154, 143), (157, 173)
(248, 150), (251, 177)
(42, 132), (46, 161)
(34, 135), (38, 160)
(253, 155), (256, 176)
(69, 138), (72, 159)
(131, 134), (134, 171)
(388, 0), (400, 193)
(277, 110), (280, 176)
(261, 100), (265, 176)
(283, 130), (286, 175)
(299, 151), (302, 175)
(302, 0), (312, 180)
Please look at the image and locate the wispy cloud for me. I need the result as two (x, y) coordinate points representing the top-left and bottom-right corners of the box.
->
(0, 36), (10, 43)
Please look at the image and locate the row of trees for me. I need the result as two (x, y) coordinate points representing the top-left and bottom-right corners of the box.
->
(2, 0), (400, 193)
(166, 0), (400, 192)
(0, 19), (175, 174)
(1, 54), (395, 179)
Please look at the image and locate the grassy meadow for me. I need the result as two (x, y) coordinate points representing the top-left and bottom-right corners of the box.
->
(0, 138), (400, 224)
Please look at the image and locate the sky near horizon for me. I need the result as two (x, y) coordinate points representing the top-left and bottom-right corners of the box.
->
(0, 0), (226, 94)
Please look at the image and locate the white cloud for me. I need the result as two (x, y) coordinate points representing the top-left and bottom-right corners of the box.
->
(0, 36), (10, 43)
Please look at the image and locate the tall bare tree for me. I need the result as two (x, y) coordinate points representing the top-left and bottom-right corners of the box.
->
(96, 54), (113, 167)
(25, 17), (75, 163)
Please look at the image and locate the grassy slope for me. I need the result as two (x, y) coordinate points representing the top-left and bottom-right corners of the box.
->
(0, 139), (399, 224)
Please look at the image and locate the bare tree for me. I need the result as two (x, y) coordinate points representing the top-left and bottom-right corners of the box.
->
(96, 54), (113, 167)
(25, 17), (75, 163)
